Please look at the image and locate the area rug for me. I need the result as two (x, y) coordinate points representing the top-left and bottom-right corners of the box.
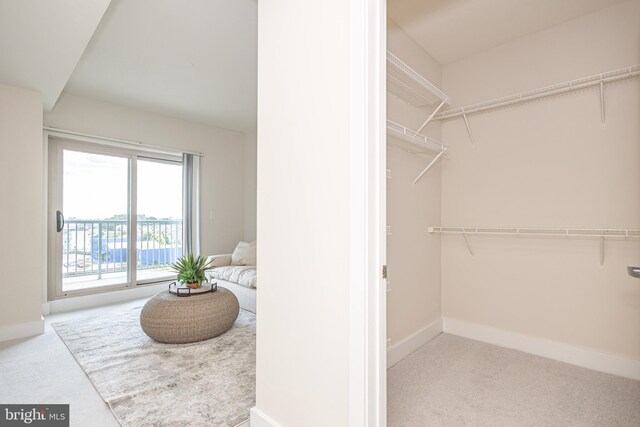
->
(52, 305), (255, 427)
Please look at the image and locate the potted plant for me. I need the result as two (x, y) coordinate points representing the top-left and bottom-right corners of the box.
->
(171, 253), (214, 289)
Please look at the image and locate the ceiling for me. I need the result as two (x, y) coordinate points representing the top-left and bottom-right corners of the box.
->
(64, 0), (258, 132)
(388, 0), (628, 65)
(0, 0), (111, 110)
(2, 0), (621, 132)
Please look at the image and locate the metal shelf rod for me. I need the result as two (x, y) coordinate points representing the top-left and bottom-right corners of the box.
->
(412, 149), (446, 185)
(428, 226), (640, 266)
(386, 120), (446, 150)
(428, 226), (640, 239)
(416, 98), (448, 134)
(433, 64), (640, 121)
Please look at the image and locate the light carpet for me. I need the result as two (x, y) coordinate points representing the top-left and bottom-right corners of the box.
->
(388, 333), (640, 427)
(52, 305), (255, 427)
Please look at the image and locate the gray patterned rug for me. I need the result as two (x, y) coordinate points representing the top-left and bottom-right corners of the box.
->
(52, 305), (255, 427)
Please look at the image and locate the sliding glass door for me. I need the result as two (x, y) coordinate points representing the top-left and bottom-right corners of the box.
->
(48, 139), (183, 298)
(136, 158), (183, 283)
(60, 149), (130, 292)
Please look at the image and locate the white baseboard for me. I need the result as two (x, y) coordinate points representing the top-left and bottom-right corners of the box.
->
(44, 283), (166, 315)
(250, 407), (282, 427)
(443, 317), (640, 381)
(0, 317), (45, 342)
(387, 318), (443, 368)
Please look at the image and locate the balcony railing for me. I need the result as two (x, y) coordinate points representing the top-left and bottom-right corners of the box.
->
(62, 219), (183, 279)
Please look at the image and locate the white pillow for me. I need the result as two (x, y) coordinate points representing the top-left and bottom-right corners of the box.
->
(231, 241), (256, 266)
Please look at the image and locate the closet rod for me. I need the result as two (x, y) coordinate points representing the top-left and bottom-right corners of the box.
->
(428, 226), (640, 266)
(432, 64), (640, 121)
(427, 226), (640, 239)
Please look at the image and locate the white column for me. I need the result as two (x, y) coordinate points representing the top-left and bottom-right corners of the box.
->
(253, 0), (385, 426)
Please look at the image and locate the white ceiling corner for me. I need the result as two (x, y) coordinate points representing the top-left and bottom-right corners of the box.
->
(388, 0), (628, 65)
(0, 0), (112, 111)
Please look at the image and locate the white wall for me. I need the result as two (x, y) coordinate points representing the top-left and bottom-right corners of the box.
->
(386, 20), (443, 348)
(255, 1), (352, 425)
(441, 0), (640, 361)
(244, 130), (257, 242)
(0, 84), (44, 333)
(44, 92), (247, 259)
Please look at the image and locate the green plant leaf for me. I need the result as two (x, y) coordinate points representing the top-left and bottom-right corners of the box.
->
(171, 253), (215, 284)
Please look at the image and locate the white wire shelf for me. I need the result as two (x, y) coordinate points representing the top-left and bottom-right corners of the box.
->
(386, 120), (447, 184)
(387, 51), (449, 108)
(428, 226), (640, 239)
(428, 226), (640, 266)
(386, 120), (445, 151)
(433, 64), (640, 121)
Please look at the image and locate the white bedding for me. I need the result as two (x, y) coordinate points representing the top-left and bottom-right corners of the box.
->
(209, 265), (257, 289)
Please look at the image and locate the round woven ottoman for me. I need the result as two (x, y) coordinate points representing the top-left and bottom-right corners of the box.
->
(140, 287), (239, 343)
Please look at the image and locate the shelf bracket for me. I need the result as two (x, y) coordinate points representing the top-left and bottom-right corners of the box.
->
(461, 109), (475, 147)
(599, 77), (606, 126)
(413, 149), (446, 184)
(416, 98), (447, 135)
(462, 232), (474, 256)
(600, 234), (605, 267)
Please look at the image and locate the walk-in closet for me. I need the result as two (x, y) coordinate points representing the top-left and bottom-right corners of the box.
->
(385, 1), (640, 424)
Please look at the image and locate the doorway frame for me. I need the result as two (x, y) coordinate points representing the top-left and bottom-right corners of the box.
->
(348, 0), (387, 425)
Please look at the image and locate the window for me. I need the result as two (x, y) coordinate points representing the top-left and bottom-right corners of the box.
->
(48, 137), (197, 298)
(136, 158), (183, 283)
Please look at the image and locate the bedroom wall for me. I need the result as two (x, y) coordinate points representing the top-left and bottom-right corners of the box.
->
(386, 20), (443, 355)
(441, 0), (640, 361)
(0, 84), (44, 339)
(244, 130), (257, 242)
(44, 92), (247, 259)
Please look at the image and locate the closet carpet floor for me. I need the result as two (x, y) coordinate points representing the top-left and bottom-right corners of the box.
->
(388, 334), (640, 427)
